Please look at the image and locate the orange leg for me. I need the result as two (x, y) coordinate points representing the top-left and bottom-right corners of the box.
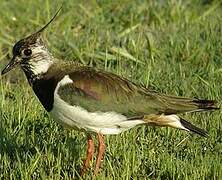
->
(94, 133), (106, 175)
(81, 135), (95, 176)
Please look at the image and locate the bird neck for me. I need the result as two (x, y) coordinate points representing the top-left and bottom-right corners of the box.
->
(21, 59), (85, 111)
(21, 58), (57, 86)
(22, 57), (85, 86)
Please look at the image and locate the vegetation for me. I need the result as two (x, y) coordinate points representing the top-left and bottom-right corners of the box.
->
(0, 0), (221, 179)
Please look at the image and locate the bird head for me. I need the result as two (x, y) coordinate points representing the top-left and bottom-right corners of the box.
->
(1, 7), (61, 77)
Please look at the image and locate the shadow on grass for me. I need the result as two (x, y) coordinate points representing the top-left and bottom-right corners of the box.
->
(0, 117), (83, 176)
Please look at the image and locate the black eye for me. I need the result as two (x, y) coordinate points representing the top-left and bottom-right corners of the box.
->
(23, 49), (32, 57)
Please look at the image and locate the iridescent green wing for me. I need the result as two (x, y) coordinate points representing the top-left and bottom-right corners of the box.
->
(57, 66), (208, 117)
(57, 67), (163, 117)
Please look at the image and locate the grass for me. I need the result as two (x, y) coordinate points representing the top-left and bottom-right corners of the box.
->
(0, 0), (221, 179)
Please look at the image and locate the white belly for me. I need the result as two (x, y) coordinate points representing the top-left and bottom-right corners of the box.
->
(50, 75), (145, 134)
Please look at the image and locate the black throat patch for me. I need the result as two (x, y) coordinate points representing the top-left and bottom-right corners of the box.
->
(31, 77), (59, 112)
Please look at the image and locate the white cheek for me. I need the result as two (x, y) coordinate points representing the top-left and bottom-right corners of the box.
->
(29, 60), (53, 75)
(28, 46), (53, 75)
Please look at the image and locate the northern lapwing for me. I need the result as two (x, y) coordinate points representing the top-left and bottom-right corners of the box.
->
(1, 8), (219, 175)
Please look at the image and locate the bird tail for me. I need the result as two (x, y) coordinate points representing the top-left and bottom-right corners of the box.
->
(179, 117), (208, 137)
(158, 95), (219, 114)
(142, 96), (219, 137)
(144, 114), (208, 137)
(190, 99), (219, 111)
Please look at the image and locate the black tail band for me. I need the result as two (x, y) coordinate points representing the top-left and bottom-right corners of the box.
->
(180, 118), (208, 137)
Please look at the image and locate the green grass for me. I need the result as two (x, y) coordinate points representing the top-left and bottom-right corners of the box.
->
(0, 0), (222, 179)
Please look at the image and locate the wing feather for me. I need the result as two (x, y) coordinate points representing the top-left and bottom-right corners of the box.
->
(54, 65), (217, 117)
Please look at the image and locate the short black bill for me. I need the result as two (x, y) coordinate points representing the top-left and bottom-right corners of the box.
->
(1, 56), (19, 75)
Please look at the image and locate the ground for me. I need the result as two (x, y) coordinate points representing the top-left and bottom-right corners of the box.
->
(0, 0), (221, 179)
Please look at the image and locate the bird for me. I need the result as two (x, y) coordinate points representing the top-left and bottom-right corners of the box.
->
(1, 8), (219, 176)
